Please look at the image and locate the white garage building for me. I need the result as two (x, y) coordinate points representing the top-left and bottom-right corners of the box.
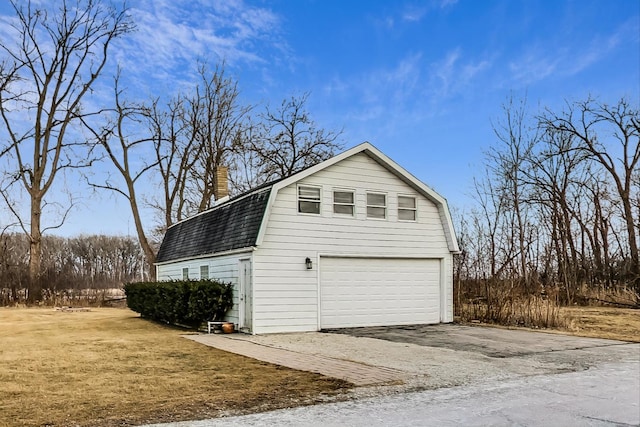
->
(155, 142), (460, 334)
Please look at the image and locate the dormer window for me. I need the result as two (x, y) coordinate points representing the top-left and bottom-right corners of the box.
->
(298, 185), (321, 214)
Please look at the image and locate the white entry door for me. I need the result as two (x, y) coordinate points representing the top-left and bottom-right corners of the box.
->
(239, 259), (252, 331)
(319, 257), (441, 329)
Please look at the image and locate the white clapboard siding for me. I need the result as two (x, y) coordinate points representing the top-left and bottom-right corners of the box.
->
(252, 152), (453, 334)
(156, 251), (253, 325)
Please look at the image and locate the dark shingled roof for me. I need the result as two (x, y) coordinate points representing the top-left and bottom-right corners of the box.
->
(155, 187), (272, 263)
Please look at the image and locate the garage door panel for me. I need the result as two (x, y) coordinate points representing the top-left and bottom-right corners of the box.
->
(320, 257), (441, 328)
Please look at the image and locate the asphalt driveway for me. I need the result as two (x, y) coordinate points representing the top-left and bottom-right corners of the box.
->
(323, 323), (628, 357)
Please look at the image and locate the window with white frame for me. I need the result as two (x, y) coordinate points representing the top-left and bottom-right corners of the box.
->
(298, 185), (321, 214)
(398, 195), (417, 221)
(182, 267), (189, 280)
(200, 265), (209, 280)
(333, 190), (355, 216)
(366, 192), (387, 219)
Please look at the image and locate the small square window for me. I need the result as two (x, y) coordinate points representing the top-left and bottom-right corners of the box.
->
(182, 267), (189, 280)
(298, 185), (321, 214)
(366, 192), (387, 219)
(200, 265), (209, 280)
(398, 195), (417, 221)
(333, 190), (355, 216)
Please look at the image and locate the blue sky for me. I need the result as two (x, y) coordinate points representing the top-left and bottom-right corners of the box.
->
(1, 0), (638, 236)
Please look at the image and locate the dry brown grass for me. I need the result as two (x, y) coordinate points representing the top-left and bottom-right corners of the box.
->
(563, 306), (640, 342)
(457, 294), (569, 329)
(0, 308), (349, 427)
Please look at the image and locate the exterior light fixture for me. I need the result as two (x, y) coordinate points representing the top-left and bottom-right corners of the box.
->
(305, 257), (313, 270)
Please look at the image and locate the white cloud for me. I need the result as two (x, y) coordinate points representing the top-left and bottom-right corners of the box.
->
(402, 6), (428, 22)
(400, 0), (458, 23)
(439, 0), (459, 8)
(508, 18), (638, 85)
(339, 49), (491, 131)
(430, 49), (491, 97)
(111, 0), (285, 95)
(432, 49), (460, 96)
(360, 52), (423, 107)
(508, 50), (558, 85)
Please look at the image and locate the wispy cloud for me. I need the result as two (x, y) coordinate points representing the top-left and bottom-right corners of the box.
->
(439, 0), (459, 9)
(112, 0), (285, 94)
(341, 49), (491, 128)
(508, 50), (559, 85)
(402, 5), (428, 22)
(508, 17), (638, 85)
(399, 0), (458, 23)
(360, 52), (423, 107)
(431, 49), (491, 97)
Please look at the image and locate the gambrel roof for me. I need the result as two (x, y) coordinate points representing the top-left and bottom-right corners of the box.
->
(155, 187), (271, 263)
(155, 142), (460, 265)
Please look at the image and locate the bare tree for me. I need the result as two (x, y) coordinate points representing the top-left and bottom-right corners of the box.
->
(187, 63), (250, 213)
(0, 0), (133, 284)
(234, 92), (343, 191)
(540, 97), (640, 288)
(148, 96), (195, 229)
(457, 95), (639, 311)
(84, 75), (157, 279)
(149, 63), (250, 227)
(489, 95), (538, 288)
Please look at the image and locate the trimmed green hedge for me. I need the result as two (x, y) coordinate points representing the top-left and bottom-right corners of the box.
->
(124, 279), (233, 328)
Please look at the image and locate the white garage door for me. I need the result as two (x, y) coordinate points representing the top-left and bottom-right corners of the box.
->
(320, 257), (441, 329)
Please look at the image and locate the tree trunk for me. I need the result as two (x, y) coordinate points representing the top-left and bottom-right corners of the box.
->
(28, 193), (43, 301)
(127, 183), (156, 281)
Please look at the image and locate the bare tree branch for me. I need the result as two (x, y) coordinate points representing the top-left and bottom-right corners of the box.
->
(0, 0), (134, 283)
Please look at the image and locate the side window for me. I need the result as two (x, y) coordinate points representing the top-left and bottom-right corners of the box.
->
(200, 265), (209, 280)
(182, 267), (189, 280)
(398, 195), (417, 221)
(298, 185), (321, 214)
(333, 190), (355, 216)
(366, 192), (387, 219)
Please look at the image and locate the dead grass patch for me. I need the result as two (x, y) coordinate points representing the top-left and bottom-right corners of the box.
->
(0, 308), (350, 427)
(458, 306), (640, 343)
(563, 306), (640, 342)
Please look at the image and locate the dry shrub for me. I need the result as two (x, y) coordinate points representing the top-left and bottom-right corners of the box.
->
(456, 281), (570, 329)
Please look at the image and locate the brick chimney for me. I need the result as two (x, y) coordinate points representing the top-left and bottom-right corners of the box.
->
(214, 165), (229, 200)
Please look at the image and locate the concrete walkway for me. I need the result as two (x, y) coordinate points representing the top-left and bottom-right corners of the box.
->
(185, 334), (406, 386)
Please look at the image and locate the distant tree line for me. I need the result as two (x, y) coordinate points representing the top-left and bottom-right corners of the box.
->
(455, 96), (639, 311)
(0, 232), (144, 304)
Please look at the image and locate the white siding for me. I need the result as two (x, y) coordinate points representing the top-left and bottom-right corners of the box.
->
(156, 251), (253, 325)
(253, 152), (453, 334)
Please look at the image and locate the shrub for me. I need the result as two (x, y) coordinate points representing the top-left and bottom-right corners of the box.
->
(455, 279), (571, 329)
(124, 279), (233, 328)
